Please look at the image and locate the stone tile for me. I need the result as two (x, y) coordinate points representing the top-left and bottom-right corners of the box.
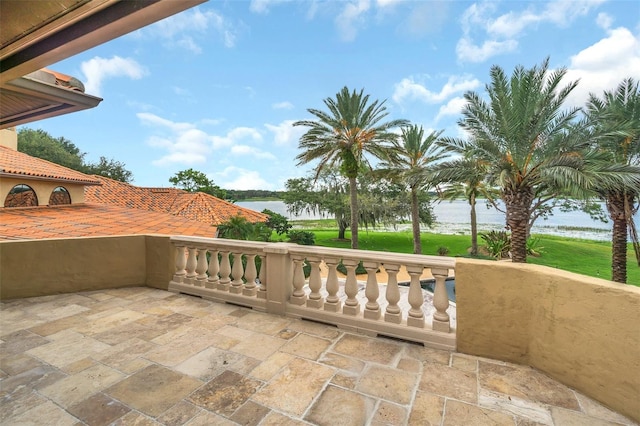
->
(0, 387), (47, 421)
(332, 334), (402, 365)
(478, 389), (553, 425)
(144, 329), (221, 367)
(105, 364), (202, 417)
(397, 357), (421, 373)
(331, 372), (358, 389)
(27, 313), (94, 337)
(372, 400), (408, 425)
(215, 324), (254, 340)
(76, 309), (147, 335)
(188, 370), (262, 417)
(551, 407), (623, 425)
(67, 392), (130, 426)
(135, 312), (195, 332)
(39, 363), (125, 408)
(234, 311), (292, 335)
(357, 364), (418, 404)
(0, 352), (45, 375)
(287, 319), (342, 339)
(118, 357), (153, 374)
(249, 352), (295, 381)
(184, 410), (238, 425)
(404, 345), (451, 365)
(95, 337), (156, 371)
(451, 353), (478, 372)
(231, 332), (286, 360)
(175, 346), (248, 381)
(0, 330), (50, 354)
(575, 393), (636, 425)
(305, 385), (376, 426)
(26, 330), (111, 369)
(479, 361), (580, 410)
(8, 400), (80, 425)
(156, 401), (202, 426)
(92, 322), (165, 345)
(111, 411), (162, 425)
(420, 362), (477, 403)
(60, 357), (97, 374)
(38, 303), (90, 322)
(444, 400), (516, 426)
(408, 391), (444, 426)
(277, 328), (299, 339)
(253, 357), (334, 417)
(280, 333), (331, 360)
(0, 365), (66, 395)
(230, 400), (271, 426)
(319, 352), (365, 373)
(260, 411), (310, 425)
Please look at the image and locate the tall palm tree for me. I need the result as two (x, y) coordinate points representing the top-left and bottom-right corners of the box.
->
(440, 58), (592, 262)
(433, 155), (497, 256)
(294, 87), (408, 249)
(586, 78), (640, 283)
(378, 125), (445, 254)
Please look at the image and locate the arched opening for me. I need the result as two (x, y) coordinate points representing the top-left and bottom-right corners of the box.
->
(4, 184), (38, 207)
(49, 186), (71, 205)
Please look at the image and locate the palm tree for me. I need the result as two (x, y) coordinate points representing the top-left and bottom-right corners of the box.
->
(585, 78), (640, 283)
(440, 58), (593, 263)
(378, 125), (445, 254)
(294, 87), (408, 249)
(433, 155), (496, 256)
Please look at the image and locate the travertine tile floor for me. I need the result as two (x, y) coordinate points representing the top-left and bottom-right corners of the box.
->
(0, 287), (636, 426)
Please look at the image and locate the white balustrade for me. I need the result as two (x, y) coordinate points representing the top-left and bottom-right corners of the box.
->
(185, 247), (197, 285)
(195, 248), (208, 287)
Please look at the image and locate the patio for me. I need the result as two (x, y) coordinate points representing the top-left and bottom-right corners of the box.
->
(1, 287), (634, 425)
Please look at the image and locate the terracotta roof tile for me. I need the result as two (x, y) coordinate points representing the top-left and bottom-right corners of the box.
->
(85, 176), (268, 225)
(0, 203), (216, 240)
(0, 146), (100, 185)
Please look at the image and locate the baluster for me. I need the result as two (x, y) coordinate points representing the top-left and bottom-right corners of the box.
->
(218, 251), (231, 291)
(342, 259), (359, 316)
(230, 252), (245, 294)
(431, 268), (450, 332)
(195, 248), (208, 287)
(173, 245), (187, 283)
(206, 249), (219, 289)
(384, 263), (401, 323)
(243, 254), (258, 296)
(406, 264), (425, 328)
(290, 256), (307, 305)
(324, 257), (341, 312)
(257, 254), (267, 299)
(185, 247), (198, 285)
(306, 256), (323, 309)
(363, 261), (380, 320)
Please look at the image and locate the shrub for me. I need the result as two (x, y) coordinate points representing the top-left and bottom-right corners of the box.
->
(480, 230), (511, 259)
(526, 237), (544, 256)
(287, 230), (315, 245)
(336, 261), (368, 275)
(437, 246), (450, 256)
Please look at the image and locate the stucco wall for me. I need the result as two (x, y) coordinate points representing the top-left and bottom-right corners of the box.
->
(0, 235), (148, 299)
(456, 258), (640, 422)
(1, 176), (86, 205)
(145, 235), (174, 290)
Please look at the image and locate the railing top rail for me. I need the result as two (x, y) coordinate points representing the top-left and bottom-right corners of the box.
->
(170, 236), (269, 250)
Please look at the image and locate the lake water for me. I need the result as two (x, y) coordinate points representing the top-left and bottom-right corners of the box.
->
(237, 200), (639, 241)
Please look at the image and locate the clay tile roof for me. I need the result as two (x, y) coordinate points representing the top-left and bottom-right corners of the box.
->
(85, 176), (268, 225)
(0, 146), (101, 185)
(0, 203), (216, 241)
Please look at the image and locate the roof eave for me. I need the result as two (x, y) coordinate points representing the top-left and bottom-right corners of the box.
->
(0, 171), (102, 186)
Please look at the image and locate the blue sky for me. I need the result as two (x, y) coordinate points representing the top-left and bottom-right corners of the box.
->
(26, 0), (640, 190)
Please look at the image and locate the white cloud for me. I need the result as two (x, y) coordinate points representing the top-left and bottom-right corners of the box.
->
(142, 7), (238, 51)
(335, 0), (371, 42)
(250, 0), (293, 14)
(376, 0), (402, 8)
(435, 97), (467, 122)
(563, 26), (640, 107)
(456, 37), (518, 63)
(392, 75), (480, 104)
(230, 145), (277, 160)
(80, 56), (145, 96)
(272, 101), (294, 110)
(595, 12), (613, 30)
(264, 120), (305, 145)
(216, 167), (275, 190)
(137, 112), (194, 132)
(211, 127), (263, 149)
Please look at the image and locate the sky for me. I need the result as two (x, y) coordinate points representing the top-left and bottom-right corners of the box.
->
(25, 0), (640, 190)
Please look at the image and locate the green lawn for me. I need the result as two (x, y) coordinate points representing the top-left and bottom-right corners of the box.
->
(282, 226), (639, 286)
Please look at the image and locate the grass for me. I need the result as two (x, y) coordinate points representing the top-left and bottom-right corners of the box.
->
(280, 225), (639, 286)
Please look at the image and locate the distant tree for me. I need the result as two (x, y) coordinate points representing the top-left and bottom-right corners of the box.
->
(83, 156), (133, 183)
(18, 128), (133, 182)
(294, 86), (409, 249)
(169, 168), (227, 199)
(217, 215), (272, 241)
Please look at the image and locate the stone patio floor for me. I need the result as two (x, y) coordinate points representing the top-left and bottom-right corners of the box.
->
(0, 287), (636, 426)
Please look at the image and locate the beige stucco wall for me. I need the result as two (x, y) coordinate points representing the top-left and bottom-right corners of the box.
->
(0, 128), (18, 150)
(456, 258), (640, 422)
(144, 235), (174, 290)
(0, 235), (149, 299)
(0, 176), (86, 205)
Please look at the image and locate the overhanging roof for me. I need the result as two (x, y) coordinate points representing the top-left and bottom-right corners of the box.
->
(0, 0), (206, 129)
